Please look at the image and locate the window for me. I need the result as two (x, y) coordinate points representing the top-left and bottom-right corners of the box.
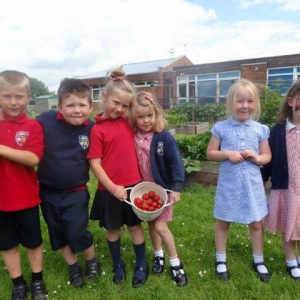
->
(133, 81), (158, 87)
(91, 85), (105, 102)
(267, 68), (297, 94)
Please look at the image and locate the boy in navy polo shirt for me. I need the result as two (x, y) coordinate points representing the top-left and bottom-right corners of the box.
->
(0, 70), (47, 300)
(37, 79), (101, 288)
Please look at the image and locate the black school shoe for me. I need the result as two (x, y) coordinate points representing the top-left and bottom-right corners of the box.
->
(215, 261), (230, 281)
(112, 262), (126, 284)
(170, 263), (188, 287)
(152, 256), (165, 275)
(132, 264), (149, 288)
(86, 257), (102, 281)
(31, 280), (48, 300)
(11, 283), (28, 300)
(253, 262), (272, 283)
(69, 265), (84, 288)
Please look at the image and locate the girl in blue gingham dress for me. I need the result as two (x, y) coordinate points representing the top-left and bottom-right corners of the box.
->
(207, 79), (272, 283)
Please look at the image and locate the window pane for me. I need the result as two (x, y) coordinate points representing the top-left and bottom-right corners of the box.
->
(219, 72), (239, 78)
(268, 75), (293, 94)
(197, 80), (216, 104)
(220, 80), (235, 96)
(268, 68), (293, 75)
(198, 74), (216, 80)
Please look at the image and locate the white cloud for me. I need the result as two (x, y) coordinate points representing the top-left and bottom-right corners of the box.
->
(0, 0), (299, 92)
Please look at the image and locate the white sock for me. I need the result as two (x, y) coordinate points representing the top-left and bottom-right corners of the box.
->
(216, 252), (227, 273)
(253, 253), (268, 273)
(169, 255), (180, 267)
(154, 248), (164, 260)
(287, 259), (300, 277)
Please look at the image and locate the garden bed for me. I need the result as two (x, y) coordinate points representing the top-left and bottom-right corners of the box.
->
(170, 122), (209, 135)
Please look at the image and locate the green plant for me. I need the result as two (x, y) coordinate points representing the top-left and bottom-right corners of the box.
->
(183, 157), (201, 174)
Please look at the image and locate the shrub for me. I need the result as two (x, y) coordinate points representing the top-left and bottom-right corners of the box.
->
(176, 131), (211, 161)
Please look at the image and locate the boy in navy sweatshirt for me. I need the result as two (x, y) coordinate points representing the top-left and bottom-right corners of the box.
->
(37, 79), (101, 288)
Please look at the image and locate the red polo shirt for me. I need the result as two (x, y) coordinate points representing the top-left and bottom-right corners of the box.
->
(0, 112), (44, 211)
(87, 113), (141, 190)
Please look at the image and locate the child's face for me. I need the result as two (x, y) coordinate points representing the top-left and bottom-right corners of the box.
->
(233, 87), (255, 122)
(58, 94), (93, 125)
(102, 89), (132, 119)
(0, 85), (30, 119)
(135, 106), (156, 134)
(288, 93), (300, 125)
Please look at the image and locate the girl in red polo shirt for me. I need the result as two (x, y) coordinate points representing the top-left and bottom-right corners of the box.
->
(88, 67), (148, 288)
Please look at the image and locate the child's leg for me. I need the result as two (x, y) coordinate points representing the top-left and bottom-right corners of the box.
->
(152, 220), (187, 286)
(248, 221), (271, 282)
(2, 246), (22, 279)
(127, 224), (148, 288)
(60, 245), (84, 288)
(282, 233), (300, 279)
(106, 228), (125, 284)
(148, 220), (162, 252)
(81, 245), (101, 281)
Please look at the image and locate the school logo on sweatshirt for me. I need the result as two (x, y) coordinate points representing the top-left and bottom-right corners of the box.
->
(157, 142), (164, 156)
(15, 131), (29, 146)
(79, 135), (89, 149)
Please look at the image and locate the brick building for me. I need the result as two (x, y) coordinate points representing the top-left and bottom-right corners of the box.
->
(79, 56), (192, 109)
(80, 53), (300, 108)
(174, 53), (300, 105)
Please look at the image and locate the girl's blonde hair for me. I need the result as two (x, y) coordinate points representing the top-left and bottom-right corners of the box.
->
(226, 78), (261, 120)
(0, 70), (31, 94)
(129, 91), (166, 132)
(277, 80), (300, 124)
(105, 66), (135, 100)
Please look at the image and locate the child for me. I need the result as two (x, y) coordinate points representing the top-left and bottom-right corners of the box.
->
(262, 80), (300, 280)
(0, 70), (47, 299)
(87, 67), (148, 288)
(129, 91), (188, 287)
(207, 78), (272, 282)
(37, 79), (101, 288)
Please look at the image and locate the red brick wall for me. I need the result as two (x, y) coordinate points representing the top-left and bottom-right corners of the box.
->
(240, 63), (267, 86)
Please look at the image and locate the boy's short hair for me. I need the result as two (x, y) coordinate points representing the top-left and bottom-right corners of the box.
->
(58, 79), (92, 104)
(0, 70), (31, 94)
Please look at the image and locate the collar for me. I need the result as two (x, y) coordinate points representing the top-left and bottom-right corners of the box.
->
(3, 111), (28, 123)
(286, 119), (297, 131)
(57, 111), (89, 125)
(136, 130), (153, 140)
(229, 116), (252, 126)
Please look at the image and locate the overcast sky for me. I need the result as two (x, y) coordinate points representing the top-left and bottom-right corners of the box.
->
(1, 0), (300, 92)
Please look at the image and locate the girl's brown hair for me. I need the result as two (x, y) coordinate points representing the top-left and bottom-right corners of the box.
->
(277, 80), (300, 124)
(129, 91), (166, 132)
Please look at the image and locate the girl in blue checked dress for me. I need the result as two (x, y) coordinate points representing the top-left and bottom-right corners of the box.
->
(207, 79), (272, 283)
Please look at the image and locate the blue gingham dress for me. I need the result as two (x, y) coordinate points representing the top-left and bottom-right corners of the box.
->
(211, 117), (269, 224)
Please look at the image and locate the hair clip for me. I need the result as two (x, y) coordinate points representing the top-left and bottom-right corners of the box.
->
(112, 76), (125, 81)
(144, 94), (155, 104)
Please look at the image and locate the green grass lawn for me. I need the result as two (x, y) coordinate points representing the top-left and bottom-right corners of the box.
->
(1, 176), (299, 300)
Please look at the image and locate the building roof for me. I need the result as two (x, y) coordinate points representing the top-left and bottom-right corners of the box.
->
(35, 94), (57, 99)
(79, 56), (185, 80)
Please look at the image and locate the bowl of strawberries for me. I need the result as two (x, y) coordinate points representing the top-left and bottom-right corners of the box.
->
(125, 182), (171, 221)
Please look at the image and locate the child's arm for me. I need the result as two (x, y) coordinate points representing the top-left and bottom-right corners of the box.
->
(90, 158), (128, 201)
(240, 139), (271, 166)
(207, 135), (245, 163)
(0, 145), (40, 167)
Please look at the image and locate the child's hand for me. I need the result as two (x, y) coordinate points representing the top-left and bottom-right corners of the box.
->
(169, 191), (181, 204)
(114, 185), (127, 201)
(227, 151), (244, 163)
(241, 150), (261, 164)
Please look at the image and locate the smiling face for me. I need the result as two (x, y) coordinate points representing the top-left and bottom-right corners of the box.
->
(102, 89), (132, 119)
(0, 85), (30, 119)
(58, 94), (93, 125)
(233, 86), (255, 122)
(135, 106), (156, 134)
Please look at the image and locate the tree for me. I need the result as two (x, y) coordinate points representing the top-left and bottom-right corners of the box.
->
(29, 77), (51, 97)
